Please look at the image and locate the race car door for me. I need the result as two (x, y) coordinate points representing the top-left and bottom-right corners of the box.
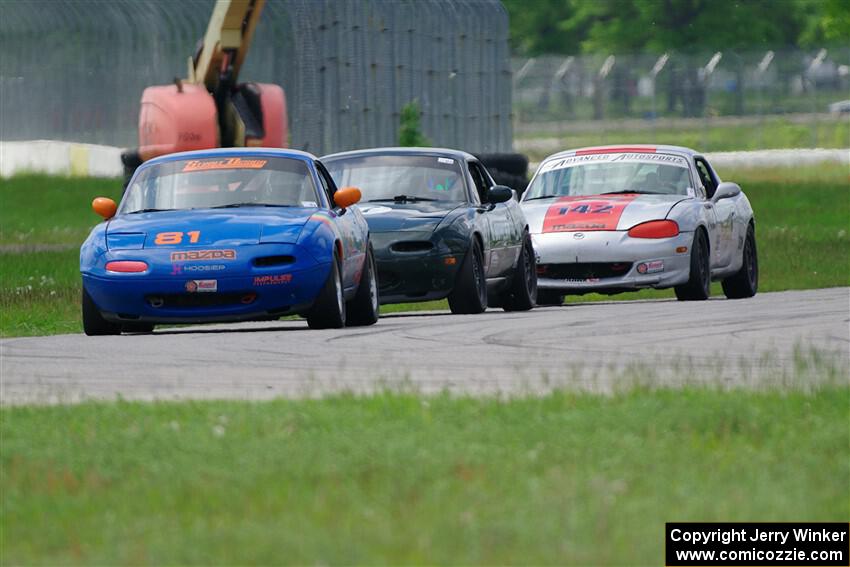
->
(468, 160), (516, 277)
(695, 156), (737, 270)
(316, 162), (367, 292)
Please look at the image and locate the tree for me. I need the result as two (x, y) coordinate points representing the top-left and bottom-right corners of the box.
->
(398, 101), (431, 147)
(501, 0), (584, 55)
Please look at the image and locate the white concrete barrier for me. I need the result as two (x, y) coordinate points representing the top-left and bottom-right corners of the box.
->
(705, 148), (849, 169)
(0, 140), (124, 178)
(1, 140), (847, 178)
(526, 147), (849, 175)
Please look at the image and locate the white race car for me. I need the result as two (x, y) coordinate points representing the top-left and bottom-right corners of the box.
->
(521, 145), (758, 304)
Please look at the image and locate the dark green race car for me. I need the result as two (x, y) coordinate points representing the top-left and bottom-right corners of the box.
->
(322, 147), (537, 314)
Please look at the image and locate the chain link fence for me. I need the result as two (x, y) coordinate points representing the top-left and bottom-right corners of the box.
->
(0, 0), (513, 156)
(513, 49), (850, 151)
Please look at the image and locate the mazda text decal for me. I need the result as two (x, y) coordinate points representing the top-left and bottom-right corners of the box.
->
(170, 250), (236, 262)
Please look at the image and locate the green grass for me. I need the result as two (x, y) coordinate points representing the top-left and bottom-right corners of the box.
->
(2, 386), (847, 565)
(517, 117), (850, 160)
(1, 167), (847, 336)
(0, 175), (123, 246)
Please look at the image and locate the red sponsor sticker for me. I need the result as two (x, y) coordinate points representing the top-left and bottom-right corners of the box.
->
(253, 274), (293, 286)
(186, 279), (217, 293)
(542, 194), (639, 233)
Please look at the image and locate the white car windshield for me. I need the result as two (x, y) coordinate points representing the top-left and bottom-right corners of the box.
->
(524, 152), (693, 201)
(120, 156), (319, 213)
(325, 154), (466, 202)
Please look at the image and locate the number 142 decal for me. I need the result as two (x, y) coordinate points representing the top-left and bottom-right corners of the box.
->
(558, 204), (613, 215)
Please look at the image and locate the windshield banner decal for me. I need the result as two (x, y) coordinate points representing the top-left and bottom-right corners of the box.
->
(541, 152), (689, 173)
(182, 158), (268, 172)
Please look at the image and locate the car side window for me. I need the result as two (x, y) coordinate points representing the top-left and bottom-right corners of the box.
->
(468, 161), (490, 203)
(694, 157), (718, 199)
(314, 162), (337, 207)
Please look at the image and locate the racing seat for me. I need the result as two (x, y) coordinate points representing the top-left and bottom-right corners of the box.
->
(639, 171), (660, 192)
(658, 167), (689, 194)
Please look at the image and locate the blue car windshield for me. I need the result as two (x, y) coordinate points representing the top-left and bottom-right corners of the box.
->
(120, 156), (320, 213)
(325, 155), (466, 202)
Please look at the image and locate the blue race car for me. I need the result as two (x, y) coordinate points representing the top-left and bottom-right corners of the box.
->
(80, 148), (378, 335)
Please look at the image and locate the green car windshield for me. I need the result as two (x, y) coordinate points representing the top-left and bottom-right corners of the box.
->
(325, 154), (466, 202)
(120, 156), (320, 213)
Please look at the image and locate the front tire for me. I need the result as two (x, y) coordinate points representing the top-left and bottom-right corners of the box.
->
(722, 223), (758, 299)
(675, 229), (710, 301)
(82, 287), (121, 336)
(502, 232), (537, 311)
(307, 254), (346, 329)
(448, 240), (487, 314)
(122, 322), (154, 333)
(346, 245), (380, 326)
(536, 290), (564, 306)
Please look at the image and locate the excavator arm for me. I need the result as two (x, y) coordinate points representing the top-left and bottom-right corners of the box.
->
(188, 0), (264, 102)
(122, 0), (287, 185)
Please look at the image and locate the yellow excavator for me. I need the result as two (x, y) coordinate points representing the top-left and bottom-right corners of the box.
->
(121, 0), (288, 183)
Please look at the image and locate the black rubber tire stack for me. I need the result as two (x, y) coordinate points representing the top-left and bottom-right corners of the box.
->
(477, 153), (530, 197)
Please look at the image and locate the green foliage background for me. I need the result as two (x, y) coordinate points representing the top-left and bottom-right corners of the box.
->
(502, 0), (850, 55)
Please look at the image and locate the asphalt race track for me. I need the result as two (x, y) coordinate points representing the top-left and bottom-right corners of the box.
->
(1, 288), (847, 404)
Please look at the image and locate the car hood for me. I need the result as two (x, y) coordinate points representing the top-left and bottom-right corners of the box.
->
(356, 201), (465, 233)
(521, 194), (692, 234)
(105, 208), (317, 249)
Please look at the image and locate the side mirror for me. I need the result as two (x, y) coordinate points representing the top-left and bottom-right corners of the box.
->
(488, 185), (513, 204)
(713, 182), (741, 201)
(92, 197), (117, 220)
(334, 186), (362, 209)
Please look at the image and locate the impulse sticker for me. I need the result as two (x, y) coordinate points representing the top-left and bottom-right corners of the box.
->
(542, 194), (638, 232)
(253, 274), (293, 286)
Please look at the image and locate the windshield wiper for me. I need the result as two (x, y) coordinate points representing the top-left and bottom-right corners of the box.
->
(127, 208), (175, 214)
(368, 195), (438, 203)
(523, 194), (561, 201)
(599, 190), (664, 195)
(208, 203), (293, 209)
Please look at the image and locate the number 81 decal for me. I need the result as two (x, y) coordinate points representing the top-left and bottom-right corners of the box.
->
(154, 231), (201, 245)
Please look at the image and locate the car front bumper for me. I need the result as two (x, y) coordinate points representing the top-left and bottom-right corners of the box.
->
(81, 243), (331, 324)
(370, 232), (464, 304)
(531, 230), (693, 293)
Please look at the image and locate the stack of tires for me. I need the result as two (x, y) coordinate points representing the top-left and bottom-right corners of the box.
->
(477, 153), (530, 197)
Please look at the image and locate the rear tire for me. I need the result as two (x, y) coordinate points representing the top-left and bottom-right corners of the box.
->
(448, 240), (487, 314)
(536, 290), (564, 306)
(722, 223), (758, 299)
(346, 245), (380, 326)
(675, 229), (710, 301)
(502, 233), (537, 311)
(82, 287), (121, 336)
(307, 254), (346, 329)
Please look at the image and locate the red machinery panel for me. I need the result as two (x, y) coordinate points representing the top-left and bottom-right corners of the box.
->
(138, 83), (218, 160)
